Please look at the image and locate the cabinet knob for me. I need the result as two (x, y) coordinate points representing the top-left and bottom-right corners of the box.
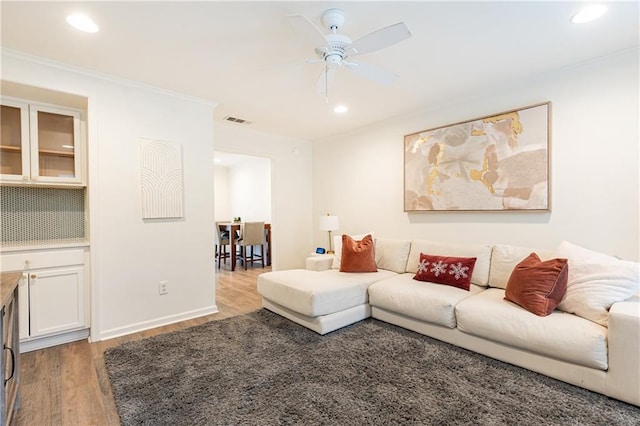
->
(22, 176), (28, 181)
(30, 274), (37, 280)
(21, 274), (27, 280)
(24, 260), (30, 265)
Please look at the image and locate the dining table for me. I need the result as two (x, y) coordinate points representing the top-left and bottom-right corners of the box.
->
(218, 222), (271, 271)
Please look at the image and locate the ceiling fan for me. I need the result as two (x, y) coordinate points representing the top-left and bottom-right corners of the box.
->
(288, 8), (412, 101)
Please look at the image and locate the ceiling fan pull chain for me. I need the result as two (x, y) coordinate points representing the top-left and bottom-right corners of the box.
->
(325, 65), (329, 103)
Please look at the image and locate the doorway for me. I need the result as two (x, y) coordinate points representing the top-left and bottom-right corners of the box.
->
(214, 151), (273, 275)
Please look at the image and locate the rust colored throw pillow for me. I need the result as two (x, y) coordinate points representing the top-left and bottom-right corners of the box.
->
(340, 234), (378, 273)
(505, 253), (568, 316)
(413, 253), (477, 291)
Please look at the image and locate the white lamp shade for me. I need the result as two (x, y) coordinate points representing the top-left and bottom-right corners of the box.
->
(319, 215), (339, 231)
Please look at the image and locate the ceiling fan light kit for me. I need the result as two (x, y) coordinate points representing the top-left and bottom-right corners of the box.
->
(288, 8), (412, 100)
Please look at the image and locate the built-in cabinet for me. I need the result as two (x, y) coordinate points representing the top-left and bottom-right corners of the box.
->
(3, 246), (89, 352)
(1, 89), (90, 353)
(0, 97), (84, 186)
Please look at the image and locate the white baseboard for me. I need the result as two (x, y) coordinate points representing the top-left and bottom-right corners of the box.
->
(21, 328), (90, 353)
(95, 305), (219, 342)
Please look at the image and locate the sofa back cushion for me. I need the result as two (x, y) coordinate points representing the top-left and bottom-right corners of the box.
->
(489, 244), (556, 289)
(374, 237), (411, 273)
(406, 240), (493, 286)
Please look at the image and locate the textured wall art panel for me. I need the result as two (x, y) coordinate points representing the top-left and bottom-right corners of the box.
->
(140, 138), (184, 219)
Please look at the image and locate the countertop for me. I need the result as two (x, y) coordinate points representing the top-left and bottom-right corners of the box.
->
(1, 272), (21, 307)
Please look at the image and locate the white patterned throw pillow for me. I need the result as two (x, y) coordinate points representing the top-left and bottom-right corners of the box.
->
(556, 240), (639, 327)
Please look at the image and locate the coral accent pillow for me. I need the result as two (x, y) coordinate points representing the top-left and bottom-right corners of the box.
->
(339, 234), (378, 273)
(504, 253), (568, 316)
(332, 232), (375, 270)
(413, 253), (477, 290)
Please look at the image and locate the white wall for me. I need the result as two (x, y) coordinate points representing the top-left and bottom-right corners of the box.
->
(214, 122), (313, 270)
(313, 48), (639, 261)
(214, 157), (271, 222)
(214, 166), (231, 221)
(2, 50), (218, 341)
(228, 156), (271, 222)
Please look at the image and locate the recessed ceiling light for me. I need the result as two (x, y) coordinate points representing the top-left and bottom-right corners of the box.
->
(334, 105), (348, 114)
(66, 13), (99, 33)
(570, 4), (608, 24)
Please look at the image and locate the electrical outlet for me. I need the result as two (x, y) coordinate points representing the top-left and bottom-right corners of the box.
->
(159, 280), (169, 295)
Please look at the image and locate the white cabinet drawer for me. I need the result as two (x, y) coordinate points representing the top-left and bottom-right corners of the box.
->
(1, 249), (84, 271)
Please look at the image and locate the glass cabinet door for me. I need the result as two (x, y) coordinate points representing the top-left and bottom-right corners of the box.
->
(0, 100), (30, 181)
(0, 99), (83, 186)
(30, 105), (82, 184)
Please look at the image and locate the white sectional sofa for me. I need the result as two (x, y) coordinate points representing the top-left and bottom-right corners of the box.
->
(256, 237), (640, 407)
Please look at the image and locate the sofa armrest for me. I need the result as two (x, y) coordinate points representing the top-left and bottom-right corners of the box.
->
(306, 255), (334, 271)
(606, 296), (640, 406)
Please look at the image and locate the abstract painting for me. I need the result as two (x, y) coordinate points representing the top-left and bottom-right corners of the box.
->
(404, 102), (550, 211)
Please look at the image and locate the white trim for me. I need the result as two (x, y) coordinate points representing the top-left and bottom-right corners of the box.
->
(1, 48), (218, 108)
(96, 305), (218, 341)
(20, 328), (89, 353)
(87, 95), (100, 344)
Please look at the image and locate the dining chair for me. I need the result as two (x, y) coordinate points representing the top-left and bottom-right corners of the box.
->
(214, 222), (232, 269)
(236, 221), (265, 270)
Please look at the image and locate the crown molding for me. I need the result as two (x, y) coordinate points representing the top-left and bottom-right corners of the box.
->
(1, 48), (218, 108)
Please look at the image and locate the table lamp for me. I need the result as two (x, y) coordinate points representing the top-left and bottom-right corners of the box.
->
(319, 213), (340, 254)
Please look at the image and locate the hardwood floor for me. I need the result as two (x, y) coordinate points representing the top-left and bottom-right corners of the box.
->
(13, 264), (268, 426)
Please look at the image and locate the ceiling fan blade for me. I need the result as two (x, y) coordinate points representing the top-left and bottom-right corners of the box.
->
(315, 66), (336, 98)
(345, 61), (398, 85)
(347, 22), (411, 56)
(287, 14), (330, 50)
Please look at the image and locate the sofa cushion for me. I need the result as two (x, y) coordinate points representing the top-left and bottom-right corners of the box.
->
(406, 240), (492, 286)
(368, 273), (484, 328)
(332, 232), (374, 270)
(413, 253), (476, 291)
(555, 240), (640, 327)
(456, 288), (608, 370)
(489, 244), (556, 289)
(504, 253), (568, 316)
(374, 237), (411, 273)
(340, 234), (377, 272)
(257, 269), (396, 317)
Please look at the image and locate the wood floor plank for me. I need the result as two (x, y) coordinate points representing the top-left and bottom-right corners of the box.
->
(13, 264), (267, 425)
(60, 340), (107, 425)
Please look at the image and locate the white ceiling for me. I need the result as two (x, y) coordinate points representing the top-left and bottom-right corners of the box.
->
(1, 1), (638, 142)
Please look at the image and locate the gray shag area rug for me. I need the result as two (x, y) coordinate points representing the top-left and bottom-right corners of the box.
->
(105, 309), (640, 425)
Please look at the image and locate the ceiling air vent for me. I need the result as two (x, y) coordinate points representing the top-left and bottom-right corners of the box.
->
(223, 116), (252, 125)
